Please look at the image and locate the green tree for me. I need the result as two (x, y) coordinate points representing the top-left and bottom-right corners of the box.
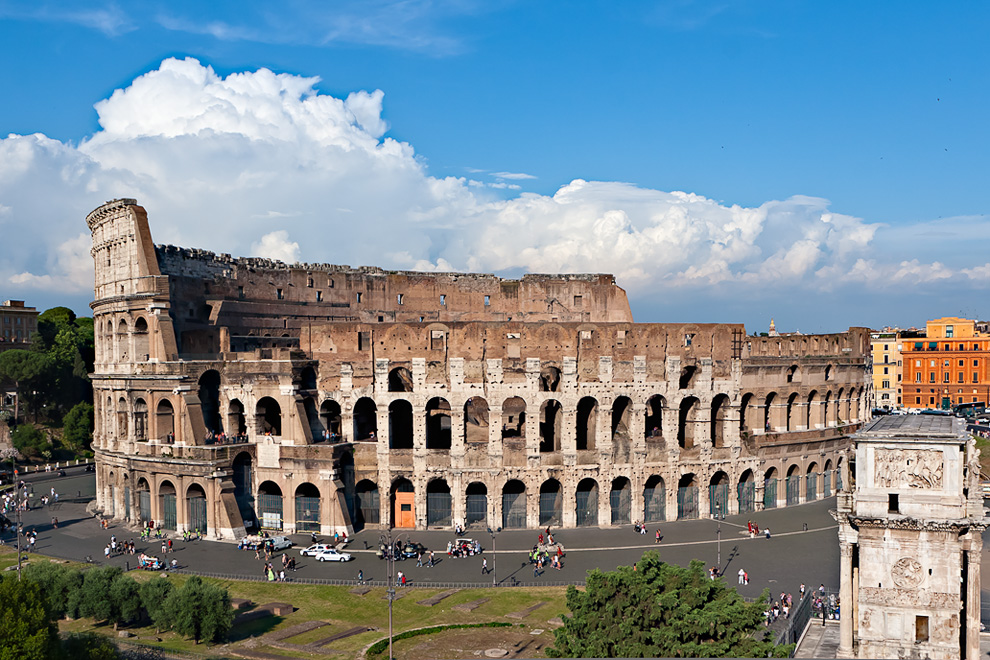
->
(546, 552), (793, 658)
(62, 402), (95, 452)
(60, 633), (121, 660)
(77, 566), (140, 629)
(163, 576), (234, 643)
(138, 577), (174, 633)
(10, 425), (48, 458)
(0, 574), (62, 660)
(0, 349), (50, 421)
(23, 561), (84, 619)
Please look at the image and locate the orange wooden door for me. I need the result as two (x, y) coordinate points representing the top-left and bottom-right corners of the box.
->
(395, 492), (415, 528)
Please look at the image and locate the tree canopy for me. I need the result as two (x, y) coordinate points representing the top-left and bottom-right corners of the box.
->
(546, 552), (793, 658)
(0, 574), (62, 660)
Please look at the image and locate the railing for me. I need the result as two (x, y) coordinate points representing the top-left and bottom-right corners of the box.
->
(774, 589), (813, 651)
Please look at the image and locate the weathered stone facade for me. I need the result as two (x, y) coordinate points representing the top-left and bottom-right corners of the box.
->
(834, 415), (986, 660)
(88, 199), (871, 539)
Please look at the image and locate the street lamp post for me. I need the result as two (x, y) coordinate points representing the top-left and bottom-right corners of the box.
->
(486, 527), (501, 587)
(715, 495), (723, 576)
(379, 528), (407, 660)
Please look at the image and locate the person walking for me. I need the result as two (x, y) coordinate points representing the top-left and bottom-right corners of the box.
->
(655, 529), (661, 544)
(764, 527), (771, 540)
(358, 569), (364, 584)
(482, 558), (488, 575)
(738, 568), (745, 584)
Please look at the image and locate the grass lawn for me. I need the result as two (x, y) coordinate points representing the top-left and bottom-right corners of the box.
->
(0, 547), (570, 659)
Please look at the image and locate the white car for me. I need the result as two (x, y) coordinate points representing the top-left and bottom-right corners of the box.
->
(300, 543), (335, 557)
(315, 547), (353, 562)
(269, 536), (293, 551)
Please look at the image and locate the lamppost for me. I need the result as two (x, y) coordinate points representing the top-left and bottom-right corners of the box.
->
(715, 494), (724, 576)
(379, 528), (407, 660)
(486, 526), (501, 587)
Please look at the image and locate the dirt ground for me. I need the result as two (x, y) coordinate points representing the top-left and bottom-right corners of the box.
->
(388, 625), (558, 660)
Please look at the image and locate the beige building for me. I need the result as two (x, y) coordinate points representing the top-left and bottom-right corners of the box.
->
(87, 199), (872, 539)
(834, 415), (986, 659)
(0, 300), (38, 349)
(870, 328), (907, 410)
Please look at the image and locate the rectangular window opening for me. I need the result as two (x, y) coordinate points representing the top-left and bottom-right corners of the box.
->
(888, 493), (899, 513)
(484, 295), (490, 306)
(316, 290), (323, 302)
(397, 294), (404, 305)
(358, 331), (370, 351)
(915, 615), (929, 643)
(440, 294), (446, 306)
(276, 288), (284, 300)
(356, 292), (362, 303)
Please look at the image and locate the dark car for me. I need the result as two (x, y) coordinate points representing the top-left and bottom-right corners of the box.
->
(84, 464), (95, 472)
(400, 541), (428, 559)
(57, 469), (66, 477)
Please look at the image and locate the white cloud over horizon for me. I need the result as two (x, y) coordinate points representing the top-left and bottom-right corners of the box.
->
(0, 57), (986, 325)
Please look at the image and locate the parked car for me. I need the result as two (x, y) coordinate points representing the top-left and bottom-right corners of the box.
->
(299, 543), (335, 557)
(269, 536), (293, 551)
(315, 547), (353, 562)
(400, 541), (429, 559)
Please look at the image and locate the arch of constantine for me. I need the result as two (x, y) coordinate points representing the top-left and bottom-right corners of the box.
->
(88, 199), (871, 539)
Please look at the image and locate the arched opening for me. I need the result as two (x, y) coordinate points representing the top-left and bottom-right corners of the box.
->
(159, 480), (177, 530)
(711, 394), (729, 447)
(611, 396), (633, 442)
(540, 366), (561, 392)
(137, 477), (151, 524)
(645, 395), (664, 439)
(227, 399), (246, 439)
(300, 366), (318, 390)
(388, 367), (413, 392)
(576, 478), (599, 527)
(677, 474), (698, 520)
(806, 462), (819, 501)
(117, 397), (128, 440)
(426, 479), (452, 527)
(610, 477), (631, 525)
(465, 482), (488, 528)
(739, 393), (755, 436)
(737, 469), (756, 514)
(232, 452), (255, 528)
(117, 318), (129, 362)
(388, 400), (414, 449)
(539, 479), (562, 527)
(320, 400), (342, 440)
(295, 482), (321, 532)
(353, 397), (377, 441)
(133, 398), (148, 441)
(501, 397), (526, 439)
(763, 467), (779, 509)
(836, 387), (846, 424)
(576, 397), (598, 450)
(426, 398), (452, 449)
(678, 397), (700, 448)
(786, 365), (799, 383)
(257, 481), (284, 530)
(186, 483), (208, 533)
(824, 364), (833, 381)
(355, 479), (380, 528)
(539, 400), (562, 452)
(643, 475), (666, 523)
(302, 396), (322, 442)
(256, 397), (282, 436)
(339, 451), (355, 526)
(824, 391), (833, 427)
(836, 456), (845, 491)
(785, 464), (801, 505)
(133, 317), (149, 361)
(391, 478), (415, 528)
(786, 393), (799, 431)
(807, 391), (819, 429)
(198, 370), (222, 436)
(708, 471), (729, 518)
(823, 459), (834, 497)
(464, 398), (490, 445)
(764, 393), (776, 432)
(501, 480), (527, 529)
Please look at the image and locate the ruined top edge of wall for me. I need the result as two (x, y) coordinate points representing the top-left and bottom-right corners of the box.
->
(153, 244), (614, 284)
(86, 198), (139, 229)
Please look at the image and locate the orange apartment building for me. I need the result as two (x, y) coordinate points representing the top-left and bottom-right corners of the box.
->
(901, 317), (990, 410)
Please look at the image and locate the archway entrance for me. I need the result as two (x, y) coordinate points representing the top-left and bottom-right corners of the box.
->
(391, 478), (415, 528)
(677, 474), (698, 520)
(426, 480), (452, 527)
(295, 483), (321, 532)
(501, 480), (527, 529)
(576, 478), (599, 527)
(644, 475), (665, 522)
(539, 479), (562, 527)
(355, 480), (380, 528)
(465, 482), (488, 527)
(232, 452), (255, 528)
(187, 484), (207, 533)
(257, 481), (284, 530)
(610, 477), (631, 525)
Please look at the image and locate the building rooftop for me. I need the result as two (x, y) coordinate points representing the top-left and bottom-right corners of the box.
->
(857, 413), (963, 439)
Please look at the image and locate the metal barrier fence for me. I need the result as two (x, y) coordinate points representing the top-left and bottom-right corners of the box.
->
(774, 590), (813, 651)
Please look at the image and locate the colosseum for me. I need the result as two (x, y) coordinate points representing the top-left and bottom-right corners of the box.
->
(88, 198), (871, 539)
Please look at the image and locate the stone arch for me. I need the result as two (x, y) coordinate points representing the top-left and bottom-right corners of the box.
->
(786, 392), (800, 431)
(807, 390), (819, 429)
(610, 477), (632, 525)
(133, 317), (150, 361)
(388, 399), (414, 449)
(737, 469), (756, 514)
(388, 367), (413, 392)
(257, 480), (284, 530)
(824, 364), (833, 381)
(786, 364), (800, 383)
(133, 398), (148, 441)
(426, 478), (452, 527)
(540, 400), (563, 452)
(763, 466), (779, 509)
(501, 479), (527, 529)
(837, 387), (846, 424)
(116, 396), (128, 440)
(157, 399), (174, 442)
(426, 397), (452, 449)
(300, 366), (318, 390)
(198, 370), (222, 436)
(540, 365), (561, 392)
(539, 478), (563, 527)
(295, 482), (321, 532)
(645, 395), (665, 439)
(785, 464), (801, 505)
(232, 452), (254, 527)
(501, 397), (526, 439)
(256, 397), (282, 436)
(158, 479), (177, 530)
(186, 482), (208, 533)
(678, 396), (700, 448)
(709, 471), (729, 517)
(576, 397), (598, 450)
(677, 473), (699, 520)
(320, 399), (342, 439)
(227, 399), (246, 437)
(136, 477), (152, 524)
(354, 479), (380, 529)
(611, 396), (633, 442)
(710, 394), (730, 447)
(575, 478), (599, 527)
(643, 475), (666, 523)
(824, 391), (834, 427)
(116, 318), (129, 362)
(464, 397), (489, 444)
(823, 458), (835, 496)
(740, 392), (756, 435)
(391, 477), (415, 528)
(302, 396), (321, 442)
(806, 461), (819, 501)
(353, 397), (377, 440)
(764, 392), (777, 432)
(465, 481), (488, 527)
(105, 319), (115, 362)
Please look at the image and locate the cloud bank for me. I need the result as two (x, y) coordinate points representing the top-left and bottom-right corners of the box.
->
(0, 58), (984, 327)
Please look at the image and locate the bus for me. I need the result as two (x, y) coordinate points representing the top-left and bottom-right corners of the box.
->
(953, 402), (986, 419)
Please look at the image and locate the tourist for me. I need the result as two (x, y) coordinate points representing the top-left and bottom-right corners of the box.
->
(482, 558), (488, 575)
(738, 568), (745, 584)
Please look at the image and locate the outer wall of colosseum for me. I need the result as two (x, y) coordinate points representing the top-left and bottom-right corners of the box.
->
(87, 199), (872, 539)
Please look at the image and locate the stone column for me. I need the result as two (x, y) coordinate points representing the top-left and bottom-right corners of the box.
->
(631, 401), (647, 459)
(837, 542), (854, 658)
(966, 545), (981, 660)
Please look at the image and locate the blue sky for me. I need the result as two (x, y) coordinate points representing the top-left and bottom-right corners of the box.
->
(1, 1), (989, 333)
